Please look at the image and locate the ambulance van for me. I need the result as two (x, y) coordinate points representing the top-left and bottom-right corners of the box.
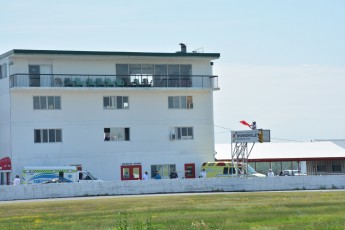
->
(22, 166), (101, 184)
(201, 162), (266, 178)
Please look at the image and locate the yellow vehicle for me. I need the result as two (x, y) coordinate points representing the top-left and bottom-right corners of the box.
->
(201, 162), (266, 178)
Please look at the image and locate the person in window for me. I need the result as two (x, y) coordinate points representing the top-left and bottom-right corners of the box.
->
(104, 133), (110, 141)
(154, 171), (161, 179)
(169, 171), (178, 179)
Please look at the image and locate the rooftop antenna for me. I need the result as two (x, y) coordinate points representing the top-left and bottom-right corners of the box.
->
(192, 47), (204, 53)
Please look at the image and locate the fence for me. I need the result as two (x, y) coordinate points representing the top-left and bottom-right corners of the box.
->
(1, 175), (344, 201)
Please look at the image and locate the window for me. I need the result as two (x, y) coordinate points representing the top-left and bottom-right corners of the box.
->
(103, 96), (129, 109)
(0, 63), (7, 79)
(180, 65), (192, 76)
(151, 164), (176, 179)
(104, 127), (130, 141)
(142, 64), (154, 75)
(116, 64), (192, 76)
(116, 64), (129, 75)
(223, 167), (236, 175)
(168, 96), (193, 109)
(170, 127), (193, 140)
(34, 129), (62, 143)
(154, 64), (167, 75)
(168, 65), (179, 75)
(332, 161), (342, 172)
(33, 96), (61, 110)
(129, 64), (141, 75)
(316, 161), (326, 172)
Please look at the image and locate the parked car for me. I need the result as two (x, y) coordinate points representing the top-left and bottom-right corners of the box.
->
(283, 170), (307, 176)
(42, 177), (73, 183)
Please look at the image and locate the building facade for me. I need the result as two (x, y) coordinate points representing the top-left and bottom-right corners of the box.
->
(216, 140), (345, 176)
(0, 46), (220, 184)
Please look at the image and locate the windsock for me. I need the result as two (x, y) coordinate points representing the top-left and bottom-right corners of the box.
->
(240, 120), (251, 127)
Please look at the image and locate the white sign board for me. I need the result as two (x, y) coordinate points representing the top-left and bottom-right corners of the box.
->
(231, 130), (259, 143)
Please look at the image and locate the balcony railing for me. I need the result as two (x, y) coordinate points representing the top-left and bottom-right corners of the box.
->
(10, 74), (219, 89)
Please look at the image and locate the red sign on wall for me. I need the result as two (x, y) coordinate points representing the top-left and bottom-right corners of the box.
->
(0, 157), (12, 171)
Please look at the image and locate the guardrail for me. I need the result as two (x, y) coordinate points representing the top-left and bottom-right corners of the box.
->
(10, 74), (219, 89)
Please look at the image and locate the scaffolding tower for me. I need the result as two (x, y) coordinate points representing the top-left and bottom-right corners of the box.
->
(231, 129), (270, 177)
(231, 142), (255, 177)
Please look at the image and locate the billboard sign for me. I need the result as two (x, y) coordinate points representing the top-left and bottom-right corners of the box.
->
(231, 130), (259, 143)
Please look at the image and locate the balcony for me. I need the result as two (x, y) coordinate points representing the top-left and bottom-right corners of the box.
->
(10, 74), (219, 90)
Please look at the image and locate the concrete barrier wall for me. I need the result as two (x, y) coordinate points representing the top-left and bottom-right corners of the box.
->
(1, 175), (345, 201)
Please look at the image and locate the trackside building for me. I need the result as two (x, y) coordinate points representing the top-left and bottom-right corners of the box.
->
(0, 46), (220, 184)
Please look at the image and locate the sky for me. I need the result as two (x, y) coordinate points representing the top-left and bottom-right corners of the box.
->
(1, 0), (345, 144)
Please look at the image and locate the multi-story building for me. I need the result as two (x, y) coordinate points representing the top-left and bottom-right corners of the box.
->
(0, 45), (220, 184)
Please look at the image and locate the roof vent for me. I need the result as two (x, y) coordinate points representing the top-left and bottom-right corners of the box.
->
(179, 43), (187, 53)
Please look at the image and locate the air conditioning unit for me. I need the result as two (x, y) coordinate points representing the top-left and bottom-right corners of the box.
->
(170, 134), (176, 140)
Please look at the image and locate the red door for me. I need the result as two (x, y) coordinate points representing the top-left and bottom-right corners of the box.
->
(184, 163), (195, 179)
(121, 165), (142, 180)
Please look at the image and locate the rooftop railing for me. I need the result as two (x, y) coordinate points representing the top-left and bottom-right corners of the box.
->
(10, 74), (219, 90)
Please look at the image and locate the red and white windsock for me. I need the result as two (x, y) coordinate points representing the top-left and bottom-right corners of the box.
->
(239, 120), (251, 127)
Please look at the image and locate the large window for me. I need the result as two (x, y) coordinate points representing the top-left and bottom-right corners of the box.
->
(332, 161), (342, 172)
(168, 96), (193, 109)
(33, 96), (61, 110)
(180, 65), (192, 76)
(0, 63), (7, 79)
(104, 127), (130, 141)
(116, 64), (191, 76)
(316, 161), (326, 172)
(116, 64), (192, 87)
(151, 164), (176, 179)
(34, 129), (62, 143)
(170, 127), (193, 140)
(103, 96), (129, 109)
(154, 65), (167, 75)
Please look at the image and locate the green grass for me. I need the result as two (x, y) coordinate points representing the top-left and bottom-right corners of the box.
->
(1, 191), (345, 229)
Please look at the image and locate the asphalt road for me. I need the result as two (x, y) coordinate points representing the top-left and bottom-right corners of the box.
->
(1, 189), (344, 204)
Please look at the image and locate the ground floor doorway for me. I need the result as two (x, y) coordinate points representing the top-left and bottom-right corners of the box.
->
(121, 164), (142, 180)
(184, 163), (196, 179)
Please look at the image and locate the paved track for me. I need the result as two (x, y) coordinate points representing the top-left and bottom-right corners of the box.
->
(1, 189), (344, 204)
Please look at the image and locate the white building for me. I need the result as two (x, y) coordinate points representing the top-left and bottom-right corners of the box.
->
(0, 45), (220, 184)
(215, 140), (345, 175)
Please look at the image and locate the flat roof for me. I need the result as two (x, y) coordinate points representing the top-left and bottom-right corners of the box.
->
(216, 141), (345, 162)
(0, 49), (220, 59)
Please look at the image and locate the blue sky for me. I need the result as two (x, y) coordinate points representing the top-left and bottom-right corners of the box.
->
(2, 1), (345, 143)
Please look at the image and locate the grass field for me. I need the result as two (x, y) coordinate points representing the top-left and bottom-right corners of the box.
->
(1, 191), (345, 229)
